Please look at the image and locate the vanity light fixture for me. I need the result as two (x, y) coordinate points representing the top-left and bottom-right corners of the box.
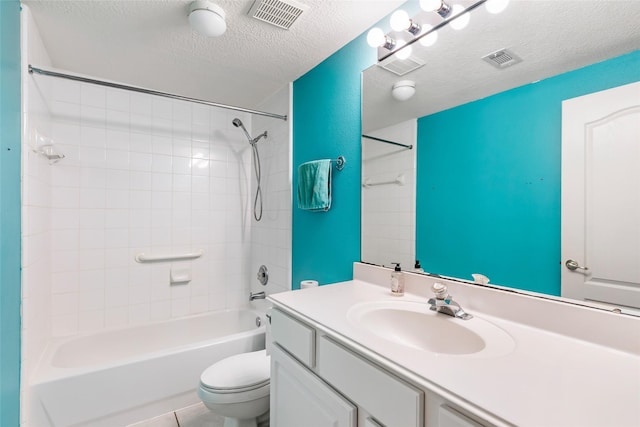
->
(390, 10), (422, 35)
(188, 0), (227, 37)
(372, 0), (509, 62)
(420, 0), (452, 18)
(391, 80), (416, 101)
(367, 27), (396, 50)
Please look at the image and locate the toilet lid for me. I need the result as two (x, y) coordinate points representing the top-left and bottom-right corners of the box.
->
(200, 350), (270, 391)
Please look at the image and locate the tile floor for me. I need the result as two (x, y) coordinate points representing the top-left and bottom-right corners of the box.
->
(127, 403), (225, 427)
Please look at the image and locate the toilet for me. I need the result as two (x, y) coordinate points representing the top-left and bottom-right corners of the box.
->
(198, 350), (271, 427)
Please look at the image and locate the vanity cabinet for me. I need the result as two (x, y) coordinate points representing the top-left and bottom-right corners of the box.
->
(271, 345), (356, 427)
(270, 307), (493, 427)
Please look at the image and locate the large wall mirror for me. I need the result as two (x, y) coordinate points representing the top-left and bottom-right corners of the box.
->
(361, 0), (640, 314)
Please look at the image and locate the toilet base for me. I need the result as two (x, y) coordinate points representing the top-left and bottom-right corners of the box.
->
(222, 409), (269, 427)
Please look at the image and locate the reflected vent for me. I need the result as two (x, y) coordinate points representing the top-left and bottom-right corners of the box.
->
(248, 0), (308, 30)
(378, 56), (425, 76)
(482, 48), (522, 69)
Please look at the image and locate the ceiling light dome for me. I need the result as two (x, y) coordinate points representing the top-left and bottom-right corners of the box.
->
(391, 80), (416, 101)
(189, 0), (227, 37)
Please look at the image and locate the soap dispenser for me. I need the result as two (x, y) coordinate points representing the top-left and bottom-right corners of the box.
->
(390, 263), (404, 296)
(413, 260), (424, 273)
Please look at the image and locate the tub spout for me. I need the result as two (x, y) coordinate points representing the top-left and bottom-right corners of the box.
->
(249, 291), (266, 301)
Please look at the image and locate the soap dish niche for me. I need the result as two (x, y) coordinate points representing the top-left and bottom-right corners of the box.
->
(33, 131), (65, 164)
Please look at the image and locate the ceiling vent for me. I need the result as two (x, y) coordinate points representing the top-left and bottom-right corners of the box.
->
(482, 48), (522, 69)
(378, 56), (426, 76)
(248, 0), (307, 30)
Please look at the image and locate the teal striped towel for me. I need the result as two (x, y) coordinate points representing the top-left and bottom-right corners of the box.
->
(297, 159), (332, 211)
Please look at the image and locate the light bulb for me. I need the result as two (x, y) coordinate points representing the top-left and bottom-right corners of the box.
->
(486, 0), (510, 14)
(420, 0), (442, 12)
(390, 10), (411, 32)
(449, 4), (470, 30)
(419, 25), (438, 47)
(367, 27), (386, 47)
(395, 40), (412, 60)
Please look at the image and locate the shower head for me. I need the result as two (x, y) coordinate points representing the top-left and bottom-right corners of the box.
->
(232, 118), (253, 142)
(232, 118), (267, 145)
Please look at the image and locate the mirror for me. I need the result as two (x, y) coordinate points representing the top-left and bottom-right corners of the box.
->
(361, 0), (640, 312)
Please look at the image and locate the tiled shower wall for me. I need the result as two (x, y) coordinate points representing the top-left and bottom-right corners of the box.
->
(361, 119), (416, 270)
(41, 80), (258, 336)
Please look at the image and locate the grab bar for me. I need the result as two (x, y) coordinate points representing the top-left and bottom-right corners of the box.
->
(362, 174), (405, 188)
(135, 250), (204, 263)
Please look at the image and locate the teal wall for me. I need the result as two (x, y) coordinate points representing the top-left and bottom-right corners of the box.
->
(416, 50), (640, 295)
(0, 1), (22, 425)
(291, 35), (376, 289)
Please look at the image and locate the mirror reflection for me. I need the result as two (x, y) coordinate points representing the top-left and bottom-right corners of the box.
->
(361, 0), (640, 313)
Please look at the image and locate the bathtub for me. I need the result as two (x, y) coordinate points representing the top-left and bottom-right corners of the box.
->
(30, 309), (266, 427)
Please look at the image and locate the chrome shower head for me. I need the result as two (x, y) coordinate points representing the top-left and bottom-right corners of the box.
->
(232, 118), (253, 143)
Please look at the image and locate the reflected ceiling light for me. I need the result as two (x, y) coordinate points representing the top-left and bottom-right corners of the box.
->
(418, 24), (438, 47)
(188, 0), (227, 37)
(390, 10), (422, 35)
(391, 80), (416, 101)
(420, 0), (452, 18)
(367, 27), (396, 50)
(486, 0), (510, 14)
(449, 4), (471, 30)
(394, 40), (412, 60)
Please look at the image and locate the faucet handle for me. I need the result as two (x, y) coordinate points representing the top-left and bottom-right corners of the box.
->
(432, 282), (449, 299)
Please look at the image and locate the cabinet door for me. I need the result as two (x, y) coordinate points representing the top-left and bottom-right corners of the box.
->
(271, 345), (357, 427)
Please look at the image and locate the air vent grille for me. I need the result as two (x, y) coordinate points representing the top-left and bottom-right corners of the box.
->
(248, 0), (307, 30)
(482, 48), (522, 69)
(378, 56), (426, 76)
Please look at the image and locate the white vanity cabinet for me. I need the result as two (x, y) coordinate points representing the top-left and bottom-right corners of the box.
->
(270, 306), (494, 427)
(271, 308), (447, 427)
(271, 345), (357, 427)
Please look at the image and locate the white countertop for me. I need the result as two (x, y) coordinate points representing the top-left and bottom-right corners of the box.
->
(269, 276), (640, 427)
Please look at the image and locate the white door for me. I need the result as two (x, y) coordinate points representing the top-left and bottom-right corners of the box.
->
(561, 81), (640, 311)
(270, 345), (357, 427)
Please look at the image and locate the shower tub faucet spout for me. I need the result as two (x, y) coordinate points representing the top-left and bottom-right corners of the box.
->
(249, 291), (266, 301)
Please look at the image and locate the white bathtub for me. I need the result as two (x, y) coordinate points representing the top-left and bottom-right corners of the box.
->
(30, 309), (266, 427)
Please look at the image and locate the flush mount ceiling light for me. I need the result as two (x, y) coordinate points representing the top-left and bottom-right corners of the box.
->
(391, 80), (416, 101)
(188, 0), (227, 37)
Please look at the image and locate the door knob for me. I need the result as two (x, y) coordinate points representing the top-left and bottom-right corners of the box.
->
(565, 259), (589, 271)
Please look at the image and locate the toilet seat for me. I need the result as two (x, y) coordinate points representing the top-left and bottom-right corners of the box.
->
(199, 349), (270, 403)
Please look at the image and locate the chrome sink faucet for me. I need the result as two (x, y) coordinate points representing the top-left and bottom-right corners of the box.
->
(428, 283), (473, 320)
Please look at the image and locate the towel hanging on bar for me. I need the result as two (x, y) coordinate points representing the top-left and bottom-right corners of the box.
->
(297, 159), (332, 211)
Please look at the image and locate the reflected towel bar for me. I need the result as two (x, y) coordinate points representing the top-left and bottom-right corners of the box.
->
(135, 250), (204, 263)
(362, 134), (413, 150)
(362, 174), (405, 188)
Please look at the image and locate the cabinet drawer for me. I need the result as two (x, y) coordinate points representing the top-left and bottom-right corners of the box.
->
(271, 309), (315, 367)
(318, 336), (424, 427)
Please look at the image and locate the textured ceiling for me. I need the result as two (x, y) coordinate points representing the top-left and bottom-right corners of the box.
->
(363, 0), (640, 132)
(23, 0), (406, 110)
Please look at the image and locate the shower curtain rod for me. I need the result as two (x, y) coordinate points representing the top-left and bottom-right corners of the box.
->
(362, 134), (413, 150)
(28, 65), (288, 121)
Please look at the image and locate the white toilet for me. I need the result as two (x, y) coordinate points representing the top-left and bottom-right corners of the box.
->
(198, 349), (271, 427)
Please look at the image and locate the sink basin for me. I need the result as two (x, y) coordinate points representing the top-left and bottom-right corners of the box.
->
(347, 300), (515, 357)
